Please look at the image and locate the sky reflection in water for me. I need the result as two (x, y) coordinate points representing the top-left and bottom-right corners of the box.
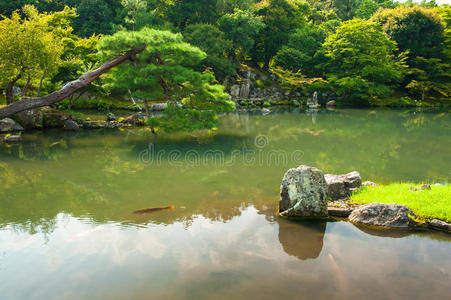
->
(0, 109), (450, 299)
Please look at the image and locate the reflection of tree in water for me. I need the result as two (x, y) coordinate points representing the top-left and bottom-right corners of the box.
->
(278, 219), (326, 260)
(0, 130), (271, 235)
(1, 109), (449, 235)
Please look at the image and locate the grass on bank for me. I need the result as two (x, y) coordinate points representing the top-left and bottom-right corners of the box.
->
(350, 183), (451, 223)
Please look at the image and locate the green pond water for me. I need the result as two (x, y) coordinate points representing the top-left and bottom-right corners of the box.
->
(0, 108), (450, 299)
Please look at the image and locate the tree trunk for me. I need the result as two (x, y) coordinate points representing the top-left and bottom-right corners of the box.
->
(36, 73), (45, 97)
(0, 47), (146, 119)
(143, 99), (150, 117)
(5, 73), (22, 105)
(22, 76), (31, 97)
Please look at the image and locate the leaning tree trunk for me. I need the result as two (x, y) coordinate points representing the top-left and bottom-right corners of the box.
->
(36, 73), (45, 97)
(5, 73), (22, 105)
(0, 47), (146, 119)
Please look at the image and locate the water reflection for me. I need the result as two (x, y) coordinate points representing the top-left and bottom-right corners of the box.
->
(278, 219), (326, 260)
(0, 109), (450, 299)
(1, 207), (450, 300)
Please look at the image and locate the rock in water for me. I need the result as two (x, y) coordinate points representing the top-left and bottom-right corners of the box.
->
(349, 203), (415, 229)
(326, 100), (336, 107)
(325, 171), (362, 200)
(280, 166), (328, 217)
(18, 108), (43, 130)
(3, 134), (21, 143)
(429, 219), (451, 232)
(106, 112), (116, 122)
(0, 118), (24, 132)
(64, 120), (80, 131)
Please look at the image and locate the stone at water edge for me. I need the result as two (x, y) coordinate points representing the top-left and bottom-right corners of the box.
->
(17, 108), (43, 130)
(3, 134), (21, 143)
(0, 118), (24, 133)
(326, 100), (336, 107)
(429, 219), (451, 232)
(349, 203), (415, 229)
(328, 207), (353, 218)
(106, 112), (116, 122)
(279, 165), (328, 218)
(362, 181), (378, 187)
(324, 171), (362, 200)
(64, 120), (80, 131)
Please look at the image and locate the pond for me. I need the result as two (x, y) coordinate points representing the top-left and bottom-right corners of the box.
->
(0, 108), (450, 299)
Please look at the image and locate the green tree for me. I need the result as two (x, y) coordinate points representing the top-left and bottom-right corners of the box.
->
(71, 0), (124, 37)
(252, 0), (310, 69)
(121, 0), (148, 31)
(0, 5), (74, 103)
(273, 25), (327, 77)
(334, 0), (360, 20)
(183, 24), (235, 79)
(98, 27), (235, 132)
(373, 5), (447, 101)
(52, 34), (103, 108)
(323, 19), (405, 104)
(372, 5), (445, 59)
(218, 9), (265, 60)
(405, 57), (450, 101)
(435, 4), (450, 59)
(165, 0), (222, 28)
(355, 0), (379, 19)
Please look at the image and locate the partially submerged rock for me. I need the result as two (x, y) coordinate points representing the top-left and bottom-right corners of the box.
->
(325, 171), (362, 200)
(106, 112), (116, 122)
(428, 219), (451, 232)
(349, 203), (415, 229)
(43, 110), (75, 128)
(3, 134), (21, 143)
(121, 112), (146, 125)
(279, 165), (328, 218)
(82, 121), (120, 129)
(17, 108), (43, 130)
(0, 118), (24, 132)
(326, 100), (336, 107)
(64, 120), (80, 131)
(328, 207), (353, 218)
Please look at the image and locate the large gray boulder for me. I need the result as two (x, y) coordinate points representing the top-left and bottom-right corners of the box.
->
(280, 165), (328, 218)
(0, 118), (24, 132)
(325, 171), (362, 200)
(349, 203), (415, 229)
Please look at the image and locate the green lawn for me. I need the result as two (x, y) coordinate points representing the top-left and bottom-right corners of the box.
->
(351, 183), (451, 223)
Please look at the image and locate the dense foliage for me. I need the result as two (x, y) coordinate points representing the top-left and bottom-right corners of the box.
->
(0, 0), (450, 114)
(98, 27), (234, 131)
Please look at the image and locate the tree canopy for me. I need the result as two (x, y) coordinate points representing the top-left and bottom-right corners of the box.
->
(98, 27), (235, 132)
(323, 19), (405, 103)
